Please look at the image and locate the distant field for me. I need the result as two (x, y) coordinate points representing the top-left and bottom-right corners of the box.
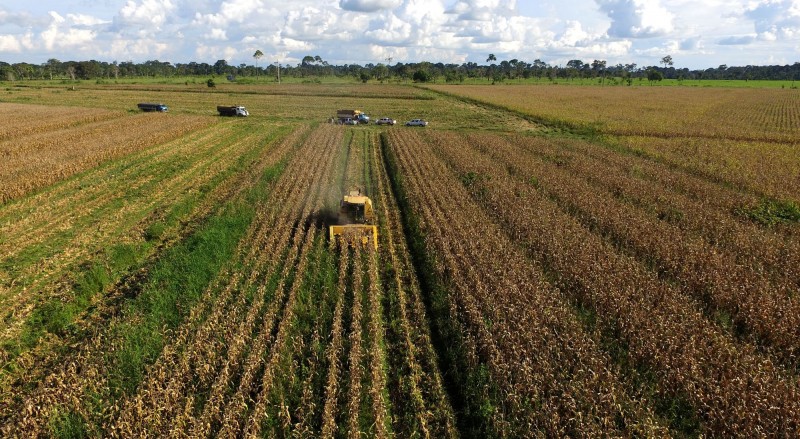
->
(426, 84), (800, 139)
(427, 84), (800, 202)
(1, 82), (798, 437)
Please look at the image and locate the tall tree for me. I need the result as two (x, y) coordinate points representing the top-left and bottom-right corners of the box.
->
(532, 59), (547, 80)
(661, 55), (674, 69)
(591, 59), (607, 84)
(253, 50), (263, 79)
(45, 58), (61, 80)
(486, 54), (497, 82)
(566, 60), (584, 81)
(372, 63), (389, 82)
(647, 68), (664, 84)
(213, 59), (229, 75)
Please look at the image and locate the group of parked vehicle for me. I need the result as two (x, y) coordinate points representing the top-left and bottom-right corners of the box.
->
(335, 109), (428, 127)
(138, 103), (425, 125)
(137, 103), (249, 117)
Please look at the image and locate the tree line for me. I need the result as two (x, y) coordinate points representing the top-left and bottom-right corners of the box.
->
(2, 54), (799, 83)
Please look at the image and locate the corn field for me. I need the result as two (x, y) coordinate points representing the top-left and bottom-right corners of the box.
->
(0, 83), (798, 437)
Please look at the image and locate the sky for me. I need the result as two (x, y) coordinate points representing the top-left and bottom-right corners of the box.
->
(0, 0), (797, 70)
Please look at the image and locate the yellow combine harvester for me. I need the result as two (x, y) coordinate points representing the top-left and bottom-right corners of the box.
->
(329, 188), (378, 250)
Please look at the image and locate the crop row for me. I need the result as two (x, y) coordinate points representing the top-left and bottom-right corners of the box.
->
(0, 123), (305, 435)
(0, 112), (213, 204)
(614, 135), (800, 203)
(0, 103), (123, 141)
(427, 84), (800, 142)
(111, 125), (343, 437)
(414, 129), (799, 436)
(369, 131), (457, 437)
(385, 129), (669, 436)
(0, 121), (280, 372)
(445, 131), (800, 365)
(499, 133), (799, 279)
(4, 123), (458, 437)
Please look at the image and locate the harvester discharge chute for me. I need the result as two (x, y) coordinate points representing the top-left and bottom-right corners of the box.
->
(329, 189), (378, 250)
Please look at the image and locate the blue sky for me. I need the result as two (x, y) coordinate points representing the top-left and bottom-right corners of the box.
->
(0, 0), (797, 69)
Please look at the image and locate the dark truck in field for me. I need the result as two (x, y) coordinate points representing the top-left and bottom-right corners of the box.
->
(137, 103), (168, 112)
(217, 105), (249, 117)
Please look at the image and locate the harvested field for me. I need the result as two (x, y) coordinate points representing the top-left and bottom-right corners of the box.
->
(0, 106), (213, 203)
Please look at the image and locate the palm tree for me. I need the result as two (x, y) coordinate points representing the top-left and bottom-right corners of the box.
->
(253, 50), (263, 79)
(486, 54), (497, 82)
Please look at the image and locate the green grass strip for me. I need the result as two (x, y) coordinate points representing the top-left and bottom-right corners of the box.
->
(5, 126), (287, 367)
(45, 131), (293, 438)
(104, 156), (287, 397)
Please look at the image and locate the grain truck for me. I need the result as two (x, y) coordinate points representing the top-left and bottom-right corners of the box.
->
(137, 103), (168, 112)
(336, 109), (369, 124)
(217, 105), (249, 117)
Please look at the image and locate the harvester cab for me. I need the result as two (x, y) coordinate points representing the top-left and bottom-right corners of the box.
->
(329, 188), (378, 250)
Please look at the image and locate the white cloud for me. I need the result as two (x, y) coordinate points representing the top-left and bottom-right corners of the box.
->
(447, 0), (517, 20)
(195, 43), (239, 61)
(67, 13), (110, 27)
(277, 37), (313, 52)
(634, 40), (679, 57)
(569, 39), (633, 58)
(192, 0), (267, 27)
(109, 37), (171, 58)
(597, 0), (674, 38)
(367, 44), (408, 62)
(560, 20), (592, 46)
(283, 6), (354, 42)
(117, 0), (176, 28)
(398, 0), (446, 27)
(0, 34), (22, 52)
(208, 28), (227, 40)
(743, 0), (800, 40)
(0, 0), (796, 69)
(41, 11), (96, 51)
(0, 9), (43, 27)
(364, 13), (413, 43)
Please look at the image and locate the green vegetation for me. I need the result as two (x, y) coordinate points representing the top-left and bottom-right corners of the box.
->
(3, 74), (800, 89)
(49, 408), (89, 439)
(736, 198), (800, 226)
(106, 152), (288, 396)
(3, 124), (288, 369)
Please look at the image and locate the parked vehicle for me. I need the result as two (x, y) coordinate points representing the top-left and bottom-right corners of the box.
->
(336, 109), (370, 124)
(217, 105), (249, 117)
(375, 117), (396, 125)
(405, 119), (428, 127)
(137, 103), (168, 112)
(342, 118), (359, 125)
